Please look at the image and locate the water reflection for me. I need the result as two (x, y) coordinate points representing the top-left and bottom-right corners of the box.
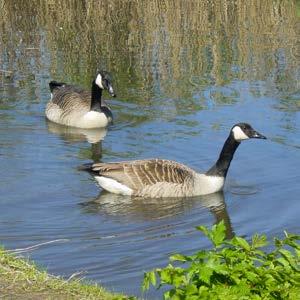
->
(208, 197), (235, 240)
(46, 120), (107, 162)
(1, 1), (300, 109)
(46, 120), (107, 144)
(80, 191), (234, 239)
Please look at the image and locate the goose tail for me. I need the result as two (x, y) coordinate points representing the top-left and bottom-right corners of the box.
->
(77, 163), (96, 174)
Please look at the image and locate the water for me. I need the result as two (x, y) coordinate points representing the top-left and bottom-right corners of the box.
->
(0, 1), (300, 298)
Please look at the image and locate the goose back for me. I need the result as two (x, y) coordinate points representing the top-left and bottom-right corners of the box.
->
(50, 85), (91, 111)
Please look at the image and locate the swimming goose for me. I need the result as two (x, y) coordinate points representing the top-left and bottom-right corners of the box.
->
(81, 123), (266, 198)
(45, 71), (116, 128)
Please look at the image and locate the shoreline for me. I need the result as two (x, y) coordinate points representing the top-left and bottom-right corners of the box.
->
(0, 247), (132, 300)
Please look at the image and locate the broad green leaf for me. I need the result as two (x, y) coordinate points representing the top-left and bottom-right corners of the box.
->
(186, 296), (201, 300)
(285, 239), (300, 250)
(149, 270), (156, 286)
(164, 289), (176, 300)
(170, 254), (188, 262)
(142, 272), (151, 291)
(251, 234), (268, 249)
(283, 231), (300, 242)
(213, 264), (229, 275)
(278, 249), (299, 270)
(278, 249), (293, 259)
(199, 266), (213, 284)
(185, 284), (198, 295)
(173, 274), (185, 287)
(160, 269), (172, 284)
(276, 257), (290, 267)
(195, 250), (208, 260)
(196, 225), (210, 237)
(274, 237), (282, 248)
(245, 271), (258, 283)
(231, 274), (241, 284)
(198, 285), (209, 292)
(232, 237), (251, 251)
(253, 249), (267, 258)
(211, 221), (226, 247)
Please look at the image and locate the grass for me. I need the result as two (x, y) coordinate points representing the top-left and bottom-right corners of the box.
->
(0, 247), (134, 300)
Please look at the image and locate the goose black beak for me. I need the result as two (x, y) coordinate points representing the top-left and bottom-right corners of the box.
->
(251, 130), (267, 139)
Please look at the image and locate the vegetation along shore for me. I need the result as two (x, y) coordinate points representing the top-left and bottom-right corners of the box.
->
(1, 222), (299, 299)
(0, 246), (133, 300)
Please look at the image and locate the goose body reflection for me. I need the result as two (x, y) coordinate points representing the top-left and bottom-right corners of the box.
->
(46, 120), (108, 144)
(46, 71), (116, 128)
(46, 121), (107, 162)
(81, 123), (266, 198)
(80, 191), (234, 239)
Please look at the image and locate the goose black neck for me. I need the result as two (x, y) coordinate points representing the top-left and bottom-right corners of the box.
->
(206, 133), (240, 178)
(90, 81), (103, 112)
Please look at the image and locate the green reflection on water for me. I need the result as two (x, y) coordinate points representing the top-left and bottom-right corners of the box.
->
(1, 1), (299, 108)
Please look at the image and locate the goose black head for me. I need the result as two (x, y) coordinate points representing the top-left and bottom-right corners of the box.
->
(95, 70), (116, 97)
(231, 123), (267, 142)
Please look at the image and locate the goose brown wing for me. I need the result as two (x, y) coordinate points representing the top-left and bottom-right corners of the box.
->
(52, 85), (91, 110)
(91, 159), (195, 190)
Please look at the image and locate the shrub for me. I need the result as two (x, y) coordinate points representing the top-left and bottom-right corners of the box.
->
(142, 221), (300, 299)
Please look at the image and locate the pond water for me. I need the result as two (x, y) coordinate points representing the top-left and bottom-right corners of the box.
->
(0, 1), (300, 298)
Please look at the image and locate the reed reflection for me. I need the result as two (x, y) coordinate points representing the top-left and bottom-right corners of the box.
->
(1, 1), (299, 112)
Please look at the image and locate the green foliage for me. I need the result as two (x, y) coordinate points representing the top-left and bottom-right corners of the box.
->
(143, 222), (300, 299)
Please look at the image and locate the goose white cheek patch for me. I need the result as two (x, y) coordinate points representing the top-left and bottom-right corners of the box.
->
(232, 126), (249, 141)
(95, 74), (104, 89)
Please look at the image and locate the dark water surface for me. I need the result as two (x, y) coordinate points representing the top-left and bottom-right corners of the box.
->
(0, 1), (300, 298)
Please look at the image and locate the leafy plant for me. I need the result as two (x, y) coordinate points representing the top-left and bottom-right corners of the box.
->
(142, 221), (300, 299)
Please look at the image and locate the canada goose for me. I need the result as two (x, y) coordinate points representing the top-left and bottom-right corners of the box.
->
(80, 123), (266, 198)
(45, 71), (116, 128)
